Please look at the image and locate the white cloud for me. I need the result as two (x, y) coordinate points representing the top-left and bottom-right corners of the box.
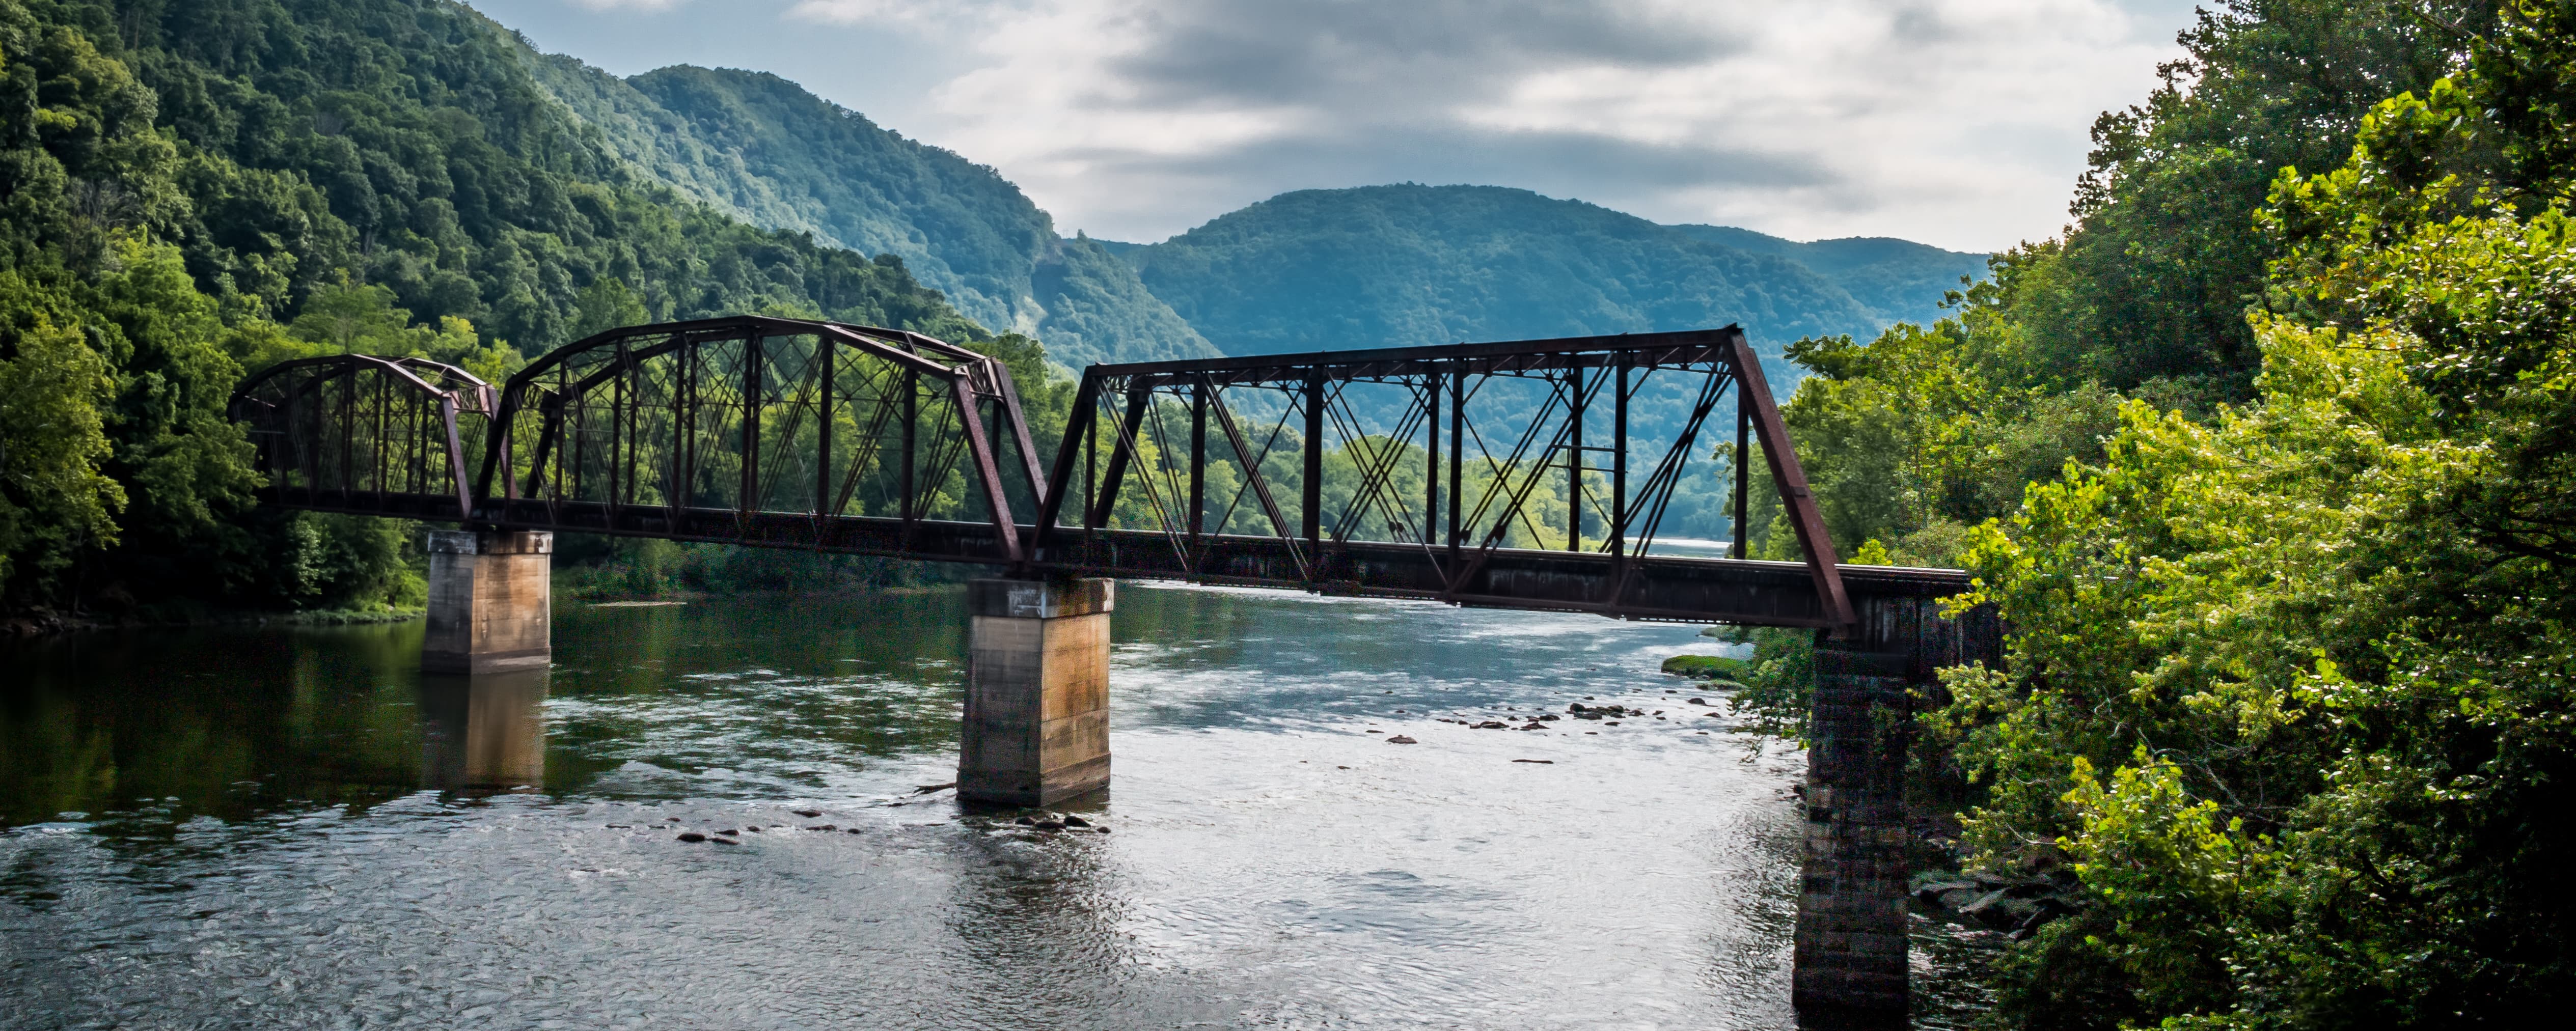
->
(525, 0), (2200, 250)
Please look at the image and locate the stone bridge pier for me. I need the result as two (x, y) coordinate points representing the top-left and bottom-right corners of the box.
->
(1795, 595), (1999, 1019)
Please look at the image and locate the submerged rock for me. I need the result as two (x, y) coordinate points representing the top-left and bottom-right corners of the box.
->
(676, 832), (707, 843)
(791, 809), (823, 818)
(1386, 735), (1418, 744)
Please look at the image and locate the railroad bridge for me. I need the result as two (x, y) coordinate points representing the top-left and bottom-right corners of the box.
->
(229, 318), (1997, 1018)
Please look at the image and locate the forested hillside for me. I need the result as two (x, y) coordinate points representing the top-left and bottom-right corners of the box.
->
(0, 0), (1019, 621)
(1662, 224), (1988, 329)
(1104, 184), (1984, 367)
(1728, 0), (2576, 1024)
(521, 58), (1215, 368)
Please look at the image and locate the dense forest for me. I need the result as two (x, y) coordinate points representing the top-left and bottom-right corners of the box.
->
(0, 0), (1008, 621)
(1729, 0), (2576, 1024)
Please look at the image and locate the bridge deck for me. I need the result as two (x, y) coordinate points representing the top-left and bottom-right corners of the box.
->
(266, 487), (1970, 627)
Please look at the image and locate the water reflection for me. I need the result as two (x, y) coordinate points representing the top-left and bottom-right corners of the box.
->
(417, 671), (549, 794)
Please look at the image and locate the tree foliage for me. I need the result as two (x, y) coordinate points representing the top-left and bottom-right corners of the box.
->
(1765, 2), (2576, 1025)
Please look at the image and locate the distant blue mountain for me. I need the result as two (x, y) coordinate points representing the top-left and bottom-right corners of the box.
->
(1101, 185), (1985, 363)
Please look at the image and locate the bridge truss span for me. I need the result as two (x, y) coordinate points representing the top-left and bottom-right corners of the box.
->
(470, 316), (1050, 563)
(226, 321), (1983, 629)
(1033, 326), (1863, 625)
(228, 354), (498, 521)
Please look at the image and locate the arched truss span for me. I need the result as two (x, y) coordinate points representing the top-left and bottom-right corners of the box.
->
(470, 316), (1047, 563)
(227, 354), (496, 521)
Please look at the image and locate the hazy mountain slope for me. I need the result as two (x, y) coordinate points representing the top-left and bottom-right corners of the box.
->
(521, 57), (1214, 367)
(1111, 185), (1886, 363)
(1664, 225), (1987, 328)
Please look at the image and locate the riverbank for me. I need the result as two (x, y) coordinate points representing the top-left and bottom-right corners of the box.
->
(0, 605), (424, 638)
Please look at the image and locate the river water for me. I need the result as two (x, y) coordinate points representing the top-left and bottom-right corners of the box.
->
(0, 582), (1991, 1028)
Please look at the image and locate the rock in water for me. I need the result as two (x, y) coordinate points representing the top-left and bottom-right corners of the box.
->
(1511, 759), (1555, 764)
(791, 810), (822, 818)
(1386, 735), (1418, 744)
(1062, 816), (1092, 828)
(676, 832), (707, 843)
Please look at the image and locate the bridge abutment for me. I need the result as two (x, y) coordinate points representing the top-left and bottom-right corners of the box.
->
(1793, 643), (1916, 1016)
(422, 530), (553, 674)
(958, 577), (1113, 806)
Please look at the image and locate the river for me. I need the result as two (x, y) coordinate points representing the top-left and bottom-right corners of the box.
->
(0, 582), (1991, 1028)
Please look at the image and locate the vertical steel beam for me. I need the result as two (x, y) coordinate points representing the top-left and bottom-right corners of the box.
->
(1568, 365), (1583, 552)
(1732, 384), (1751, 560)
(1447, 368), (1463, 562)
(816, 336), (834, 518)
(1612, 356), (1628, 559)
(739, 335), (762, 519)
(1424, 372), (1439, 546)
(1302, 375), (1323, 555)
(900, 368), (917, 526)
(1189, 380), (1207, 541)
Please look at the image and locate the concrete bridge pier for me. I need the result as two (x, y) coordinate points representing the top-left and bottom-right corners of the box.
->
(959, 577), (1114, 806)
(422, 530), (553, 674)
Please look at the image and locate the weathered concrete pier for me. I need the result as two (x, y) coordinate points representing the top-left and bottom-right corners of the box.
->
(422, 530), (553, 674)
(958, 577), (1115, 806)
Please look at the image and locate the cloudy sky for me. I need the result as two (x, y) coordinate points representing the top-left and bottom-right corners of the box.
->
(468, 0), (2204, 252)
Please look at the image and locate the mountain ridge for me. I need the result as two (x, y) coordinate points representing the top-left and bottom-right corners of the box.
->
(1102, 185), (1983, 369)
(517, 55), (1216, 367)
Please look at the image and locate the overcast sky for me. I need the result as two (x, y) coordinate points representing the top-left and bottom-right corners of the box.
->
(467, 0), (2205, 253)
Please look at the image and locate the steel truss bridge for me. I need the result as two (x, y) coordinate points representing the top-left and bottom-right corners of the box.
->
(226, 317), (1976, 637)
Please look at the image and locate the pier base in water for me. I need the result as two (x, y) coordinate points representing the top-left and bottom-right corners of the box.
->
(422, 530), (553, 674)
(958, 577), (1113, 806)
(1793, 643), (1916, 1016)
